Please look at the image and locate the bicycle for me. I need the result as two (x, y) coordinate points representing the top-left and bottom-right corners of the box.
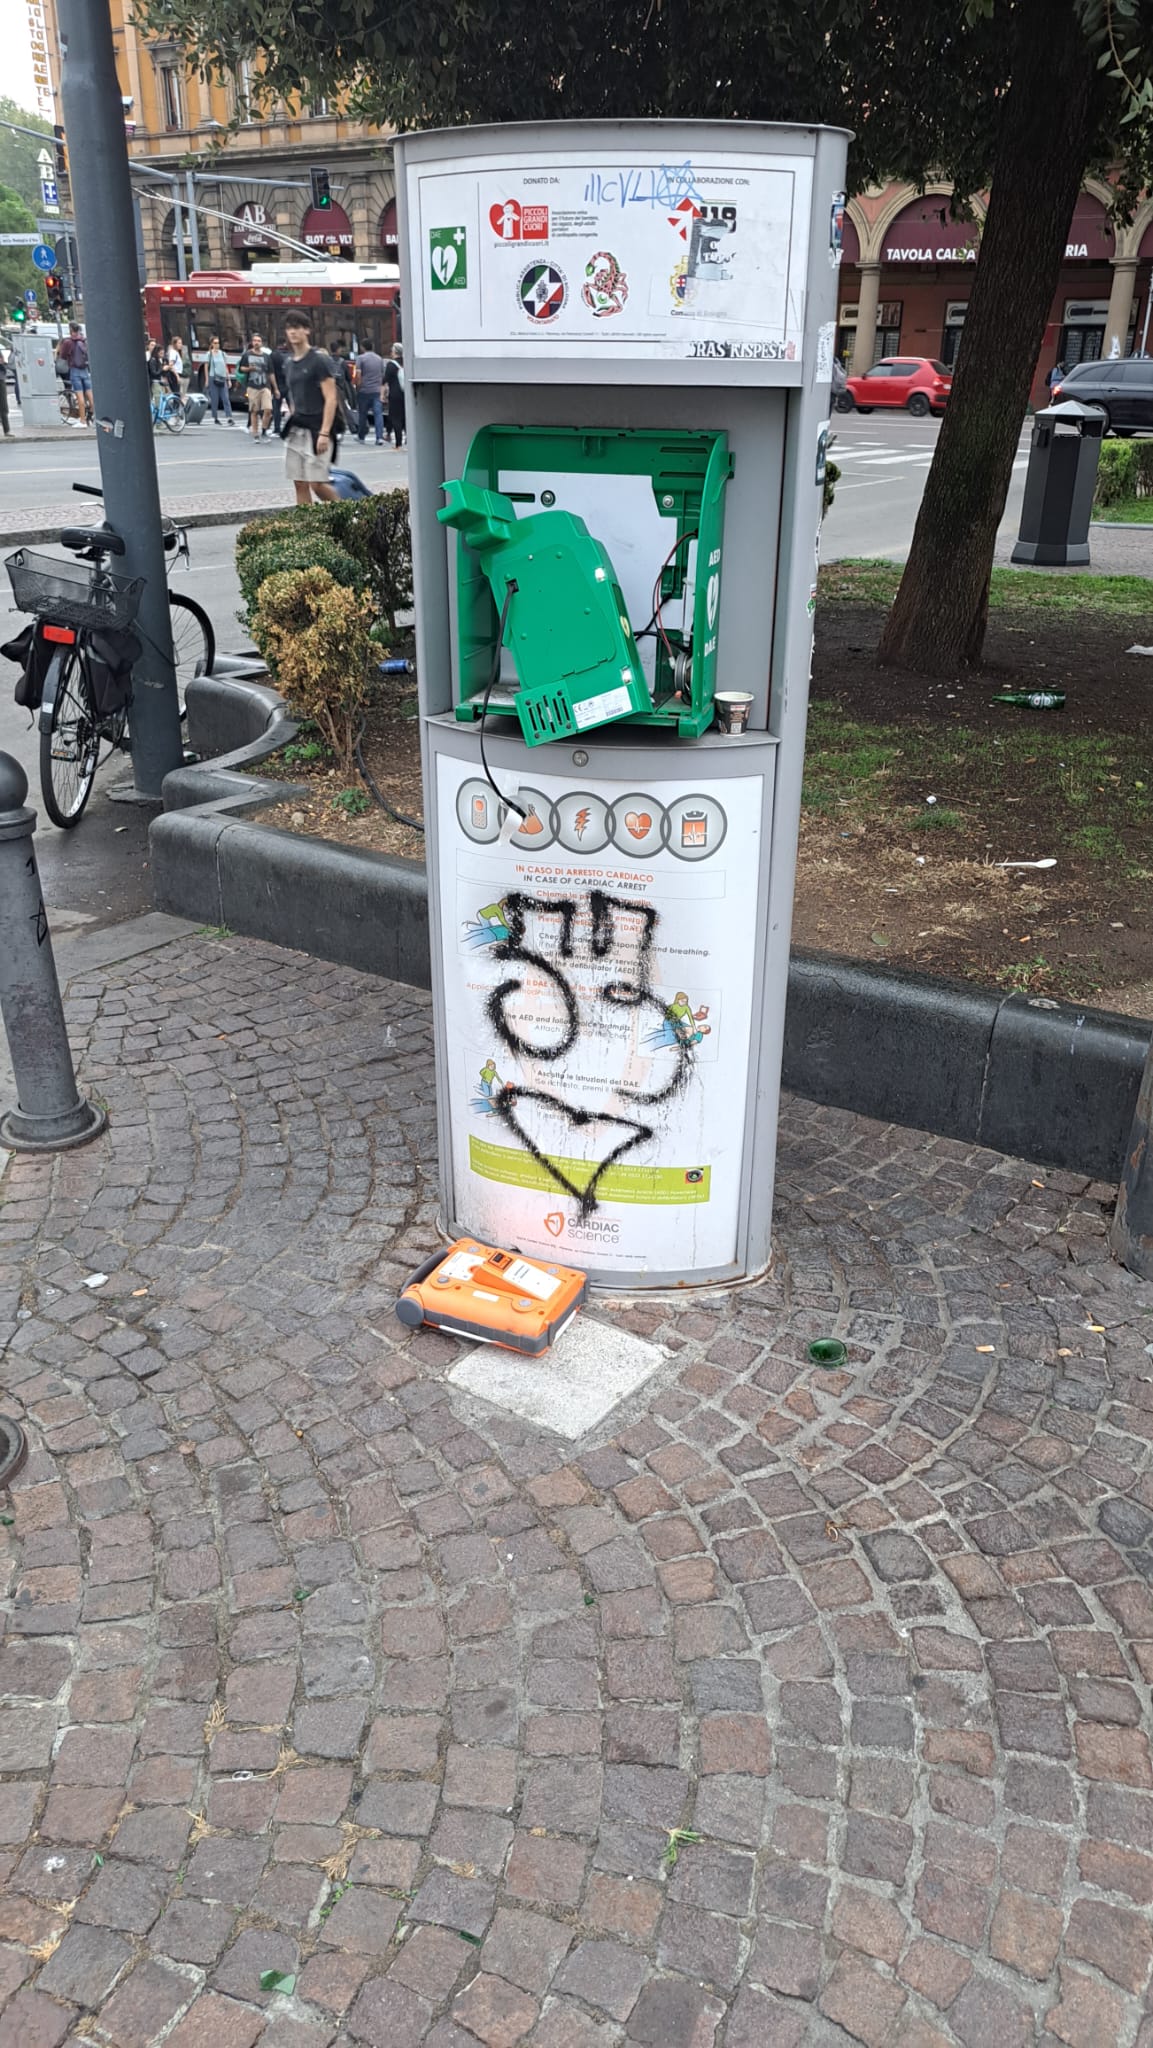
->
(4, 498), (215, 829)
(57, 383), (91, 427)
(5, 524), (139, 827)
(71, 483), (214, 715)
(150, 386), (186, 435)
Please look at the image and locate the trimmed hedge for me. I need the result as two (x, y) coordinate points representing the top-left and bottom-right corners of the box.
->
(1094, 439), (1153, 508)
(237, 531), (365, 624)
(236, 488), (413, 633)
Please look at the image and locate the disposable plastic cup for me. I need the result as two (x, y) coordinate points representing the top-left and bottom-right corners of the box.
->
(715, 692), (753, 734)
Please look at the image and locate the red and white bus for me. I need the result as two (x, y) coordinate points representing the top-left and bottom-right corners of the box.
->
(142, 262), (401, 377)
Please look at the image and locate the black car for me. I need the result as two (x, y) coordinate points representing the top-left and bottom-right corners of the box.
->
(1051, 356), (1153, 435)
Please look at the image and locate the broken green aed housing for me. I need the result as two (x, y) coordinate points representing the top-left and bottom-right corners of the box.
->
(438, 479), (647, 745)
(441, 424), (732, 744)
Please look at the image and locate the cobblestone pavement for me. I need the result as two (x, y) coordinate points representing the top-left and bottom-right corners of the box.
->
(3, 932), (1153, 2048)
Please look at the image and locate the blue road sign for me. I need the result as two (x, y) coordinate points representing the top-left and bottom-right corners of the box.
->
(40, 179), (58, 211)
(32, 243), (56, 272)
(24, 288), (37, 306)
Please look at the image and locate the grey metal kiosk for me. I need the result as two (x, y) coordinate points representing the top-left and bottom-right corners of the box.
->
(396, 119), (849, 1290)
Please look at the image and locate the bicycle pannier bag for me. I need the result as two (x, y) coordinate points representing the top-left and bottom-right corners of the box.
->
(86, 627), (140, 718)
(2, 623), (53, 711)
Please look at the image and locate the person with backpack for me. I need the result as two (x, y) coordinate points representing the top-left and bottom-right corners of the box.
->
(58, 323), (93, 426)
(239, 332), (274, 440)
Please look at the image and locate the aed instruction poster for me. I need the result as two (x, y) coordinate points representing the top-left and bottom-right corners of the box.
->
(435, 753), (766, 1276)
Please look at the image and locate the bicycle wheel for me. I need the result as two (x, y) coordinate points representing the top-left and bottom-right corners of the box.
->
(164, 396), (187, 435)
(168, 591), (214, 714)
(40, 648), (100, 828)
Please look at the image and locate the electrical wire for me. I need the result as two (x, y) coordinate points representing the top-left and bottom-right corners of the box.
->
(638, 529), (698, 675)
(478, 581), (526, 823)
(354, 711), (425, 833)
(353, 638), (424, 832)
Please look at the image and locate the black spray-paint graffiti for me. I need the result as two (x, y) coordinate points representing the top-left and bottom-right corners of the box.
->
(484, 890), (694, 1219)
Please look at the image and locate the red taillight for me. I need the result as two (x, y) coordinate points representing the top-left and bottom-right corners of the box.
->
(42, 625), (76, 644)
(1052, 383), (1063, 399)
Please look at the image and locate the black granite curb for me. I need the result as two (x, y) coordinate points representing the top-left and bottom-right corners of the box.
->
(152, 673), (1150, 1183)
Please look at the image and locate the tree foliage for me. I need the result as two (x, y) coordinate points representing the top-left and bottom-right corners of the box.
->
(0, 100), (53, 215)
(0, 183), (41, 317)
(138, 0), (1153, 670)
(131, 0), (1153, 197)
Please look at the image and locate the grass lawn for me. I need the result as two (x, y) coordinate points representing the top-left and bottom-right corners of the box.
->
(798, 558), (1153, 1008)
(817, 559), (1153, 610)
(1092, 497), (1153, 523)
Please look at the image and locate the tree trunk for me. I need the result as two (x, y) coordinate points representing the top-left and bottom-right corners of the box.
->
(876, 0), (1094, 675)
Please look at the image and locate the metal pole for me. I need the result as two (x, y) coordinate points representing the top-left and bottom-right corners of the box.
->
(58, 0), (183, 802)
(0, 754), (107, 1152)
(172, 191), (186, 281)
(185, 167), (201, 273)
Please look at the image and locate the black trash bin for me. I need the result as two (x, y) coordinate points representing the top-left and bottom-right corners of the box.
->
(1011, 399), (1105, 567)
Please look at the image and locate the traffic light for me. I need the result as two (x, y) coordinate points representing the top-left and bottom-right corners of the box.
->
(310, 166), (332, 210)
(53, 123), (68, 181)
(10, 304), (26, 324)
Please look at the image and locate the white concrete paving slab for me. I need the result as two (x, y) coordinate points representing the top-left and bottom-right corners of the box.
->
(448, 1314), (667, 1440)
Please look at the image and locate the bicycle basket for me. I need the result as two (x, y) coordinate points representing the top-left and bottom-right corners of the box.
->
(4, 548), (144, 631)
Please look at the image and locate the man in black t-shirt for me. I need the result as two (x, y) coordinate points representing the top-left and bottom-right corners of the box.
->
(281, 312), (340, 504)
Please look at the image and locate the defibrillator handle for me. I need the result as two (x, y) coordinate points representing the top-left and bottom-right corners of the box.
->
(396, 1247), (450, 1325)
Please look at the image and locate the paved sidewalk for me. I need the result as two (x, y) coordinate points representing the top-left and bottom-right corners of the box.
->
(994, 522), (1153, 576)
(2, 929), (1153, 2048)
(0, 490), (292, 548)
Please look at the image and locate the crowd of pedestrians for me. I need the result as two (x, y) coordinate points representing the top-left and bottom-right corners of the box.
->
(23, 322), (405, 499)
(158, 329), (406, 449)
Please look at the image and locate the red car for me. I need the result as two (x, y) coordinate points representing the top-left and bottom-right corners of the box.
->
(837, 356), (953, 417)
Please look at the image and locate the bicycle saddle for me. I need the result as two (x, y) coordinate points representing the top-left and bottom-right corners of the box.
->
(59, 523), (126, 555)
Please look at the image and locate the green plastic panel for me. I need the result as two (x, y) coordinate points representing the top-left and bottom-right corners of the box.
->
(448, 424), (732, 740)
(438, 478), (649, 746)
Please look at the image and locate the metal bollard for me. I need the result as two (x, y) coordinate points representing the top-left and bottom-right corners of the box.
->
(0, 752), (108, 1152)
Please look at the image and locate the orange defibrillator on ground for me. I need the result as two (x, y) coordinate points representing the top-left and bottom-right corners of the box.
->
(395, 1238), (587, 1355)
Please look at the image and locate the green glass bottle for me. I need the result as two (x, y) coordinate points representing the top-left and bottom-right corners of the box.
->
(991, 691), (1066, 710)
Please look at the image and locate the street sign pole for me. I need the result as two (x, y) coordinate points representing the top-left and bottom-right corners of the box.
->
(57, 0), (182, 802)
